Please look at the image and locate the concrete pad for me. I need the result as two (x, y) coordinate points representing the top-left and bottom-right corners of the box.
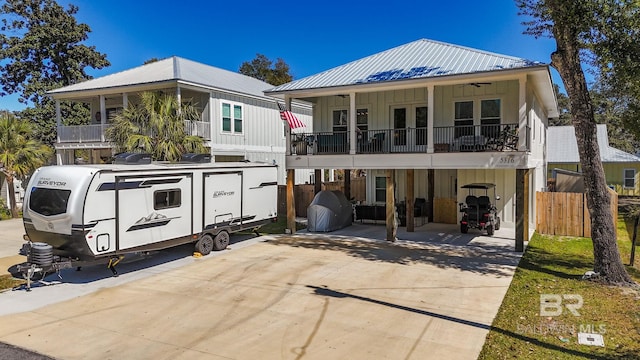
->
(0, 227), (522, 360)
(0, 218), (25, 258)
(0, 218), (27, 276)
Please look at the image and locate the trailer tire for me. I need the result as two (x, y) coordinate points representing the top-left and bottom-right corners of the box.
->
(213, 231), (230, 251)
(195, 235), (214, 256)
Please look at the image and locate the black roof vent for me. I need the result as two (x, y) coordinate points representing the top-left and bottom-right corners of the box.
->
(113, 152), (152, 164)
(180, 153), (211, 163)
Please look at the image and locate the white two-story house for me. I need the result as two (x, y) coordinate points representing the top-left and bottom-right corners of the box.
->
(47, 56), (313, 185)
(265, 39), (559, 250)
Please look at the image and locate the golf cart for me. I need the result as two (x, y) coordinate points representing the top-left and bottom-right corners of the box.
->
(458, 183), (501, 236)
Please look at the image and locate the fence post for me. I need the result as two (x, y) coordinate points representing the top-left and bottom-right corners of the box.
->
(631, 216), (638, 266)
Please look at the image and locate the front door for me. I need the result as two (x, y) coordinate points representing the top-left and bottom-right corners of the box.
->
(392, 107), (407, 150)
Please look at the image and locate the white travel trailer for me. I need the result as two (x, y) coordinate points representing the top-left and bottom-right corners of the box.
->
(21, 157), (278, 278)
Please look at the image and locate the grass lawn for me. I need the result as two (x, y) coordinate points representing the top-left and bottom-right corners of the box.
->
(479, 217), (640, 359)
(0, 274), (24, 292)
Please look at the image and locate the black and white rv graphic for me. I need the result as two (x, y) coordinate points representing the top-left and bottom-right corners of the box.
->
(127, 212), (178, 232)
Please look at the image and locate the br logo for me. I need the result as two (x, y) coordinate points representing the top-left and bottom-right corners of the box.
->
(540, 294), (583, 317)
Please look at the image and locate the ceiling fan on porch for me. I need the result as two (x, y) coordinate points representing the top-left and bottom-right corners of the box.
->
(466, 82), (492, 87)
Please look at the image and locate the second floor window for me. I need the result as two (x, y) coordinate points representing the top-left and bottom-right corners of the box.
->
(333, 109), (347, 133)
(222, 102), (243, 134)
(480, 99), (501, 138)
(454, 101), (474, 138)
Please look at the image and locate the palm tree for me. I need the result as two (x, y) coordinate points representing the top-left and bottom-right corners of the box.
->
(0, 112), (52, 218)
(105, 91), (206, 161)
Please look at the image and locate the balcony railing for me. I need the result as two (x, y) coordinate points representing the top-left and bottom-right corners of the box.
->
(57, 121), (211, 143)
(57, 124), (109, 143)
(290, 124), (528, 155)
(184, 120), (211, 140)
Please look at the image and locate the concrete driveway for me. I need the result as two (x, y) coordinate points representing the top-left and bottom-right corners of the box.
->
(0, 218), (27, 275)
(0, 223), (522, 360)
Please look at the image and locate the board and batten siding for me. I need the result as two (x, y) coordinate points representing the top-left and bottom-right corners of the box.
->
(312, 80), (520, 131)
(434, 80), (519, 127)
(208, 91), (313, 185)
(457, 169), (521, 228)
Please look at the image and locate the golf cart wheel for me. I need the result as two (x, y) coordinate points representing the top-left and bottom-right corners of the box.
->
(486, 225), (494, 236)
(495, 217), (501, 230)
(461, 224), (468, 234)
(195, 235), (214, 256)
(213, 231), (230, 251)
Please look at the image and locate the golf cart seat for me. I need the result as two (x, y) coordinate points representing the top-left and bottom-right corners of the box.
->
(477, 196), (491, 213)
(465, 195), (479, 218)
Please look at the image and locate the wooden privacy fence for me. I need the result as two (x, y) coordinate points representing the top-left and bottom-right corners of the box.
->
(536, 189), (618, 238)
(277, 177), (366, 218)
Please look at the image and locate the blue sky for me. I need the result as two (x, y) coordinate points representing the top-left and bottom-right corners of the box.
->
(0, 0), (562, 111)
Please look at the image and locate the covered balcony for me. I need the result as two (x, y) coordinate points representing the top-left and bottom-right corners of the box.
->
(57, 120), (212, 143)
(289, 123), (528, 155)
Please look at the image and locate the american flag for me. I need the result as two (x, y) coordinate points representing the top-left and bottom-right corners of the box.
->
(277, 103), (305, 129)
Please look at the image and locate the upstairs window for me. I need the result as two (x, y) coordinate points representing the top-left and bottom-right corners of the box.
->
(332, 109), (348, 133)
(222, 102), (243, 134)
(454, 101), (474, 138)
(480, 99), (501, 138)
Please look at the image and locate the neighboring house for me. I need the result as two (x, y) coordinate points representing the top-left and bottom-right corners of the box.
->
(265, 39), (559, 247)
(47, 56), (313, 185)
(0, 175), (24, 210)
(547, 124), (640, 196)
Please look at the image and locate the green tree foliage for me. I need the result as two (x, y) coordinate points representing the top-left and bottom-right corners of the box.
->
(590, 79), (640, 153)
(549, 84), (571, 126)
(105, 91), (206, 162)
(0, 0), (109, 145)
(517, 0), (639, 285)
(239, 54), (293, 86)
(0, 111), (52, 218)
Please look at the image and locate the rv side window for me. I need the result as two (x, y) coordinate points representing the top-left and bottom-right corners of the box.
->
(154, 189), (181, 210)
(30, 188), (71, 216)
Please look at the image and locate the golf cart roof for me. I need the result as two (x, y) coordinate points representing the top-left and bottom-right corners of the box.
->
(461, 183), (496, 189)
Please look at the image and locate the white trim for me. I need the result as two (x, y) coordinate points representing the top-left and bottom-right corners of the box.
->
(211, 143), (286, 153)
(220, 100), (244, 135)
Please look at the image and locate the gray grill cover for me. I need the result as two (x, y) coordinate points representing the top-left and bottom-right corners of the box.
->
(307, 190), (352, 232)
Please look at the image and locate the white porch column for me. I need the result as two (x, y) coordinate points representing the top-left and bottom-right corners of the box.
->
(518, 75), (527, 151)
(285, 96), (292, 156)
(100, 95), (106, 142)
(55, 100), (61, 143)
(123, 93), (128, 108)
(349, 92), (356, 155)
(176, 86), (182, 115)
(427, 84), (434, 153)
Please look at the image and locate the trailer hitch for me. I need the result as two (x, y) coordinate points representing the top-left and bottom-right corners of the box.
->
(107, 255), (124, 277)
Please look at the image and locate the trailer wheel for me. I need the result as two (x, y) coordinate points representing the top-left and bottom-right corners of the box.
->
(213, 231), (230, 251)
(195, 235), (214, 256)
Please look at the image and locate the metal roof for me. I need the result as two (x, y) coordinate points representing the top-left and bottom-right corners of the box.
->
(547, 125), (640, 163)
(48, 56), (276, 99)
(265, 38), (545, 93)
